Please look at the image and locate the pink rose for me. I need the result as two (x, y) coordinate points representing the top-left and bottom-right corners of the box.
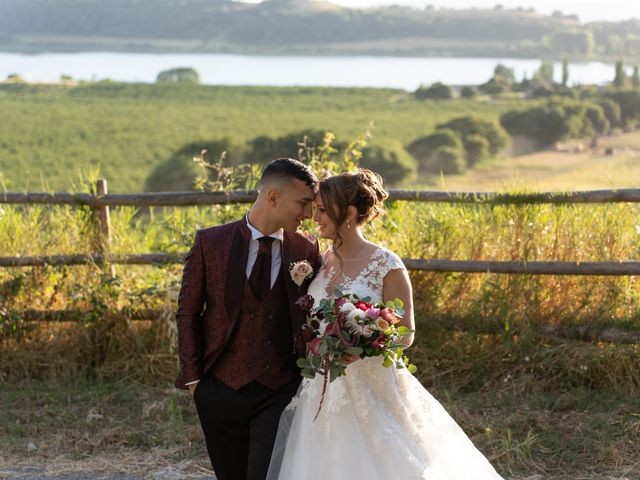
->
(365, 308), (380, 320)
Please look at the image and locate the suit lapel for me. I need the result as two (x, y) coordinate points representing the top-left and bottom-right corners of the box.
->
(282, 232), (304, 330)
(224, 220), (250, 334)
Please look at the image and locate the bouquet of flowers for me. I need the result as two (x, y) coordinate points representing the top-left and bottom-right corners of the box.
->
(295, 288), (416, 419)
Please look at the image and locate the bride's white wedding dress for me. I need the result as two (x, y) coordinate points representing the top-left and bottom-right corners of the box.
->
(267, 245), (503, 480)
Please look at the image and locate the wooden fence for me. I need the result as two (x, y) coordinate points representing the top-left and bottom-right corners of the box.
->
(3, 180), (640, 275)
(3, 179), (640, 332)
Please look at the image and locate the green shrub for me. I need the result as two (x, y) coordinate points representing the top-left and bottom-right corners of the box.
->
(407, 129), (463, 171)
(415, 82), (453, 100)
(428, 145), (467, 174)
(437, 116), (509, 157)
(156, 67), (200, 84)
(247, 129), (342, 164)
(145, 138), (242, 191)
(605, 90), (640, 128)
(360, 139), (417, 185)
(460, 86), (477, 99)
(596, 97), (622, 129)
(500, 98), (605, 147)
(464, 134), (491, 167)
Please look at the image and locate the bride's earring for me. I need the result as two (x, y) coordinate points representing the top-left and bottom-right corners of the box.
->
(347, 220), (351, 230)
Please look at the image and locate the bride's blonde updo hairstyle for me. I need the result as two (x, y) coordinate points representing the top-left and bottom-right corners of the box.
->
(319, 168), (389, 252)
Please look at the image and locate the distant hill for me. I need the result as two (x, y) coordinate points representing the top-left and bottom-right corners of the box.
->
(0, 0), (639, 60)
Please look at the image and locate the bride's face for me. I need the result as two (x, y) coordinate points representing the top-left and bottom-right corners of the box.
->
(313, 194), (337, 240)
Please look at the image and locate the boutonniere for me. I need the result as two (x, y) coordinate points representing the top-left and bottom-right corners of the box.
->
(289, 260), (313, 287)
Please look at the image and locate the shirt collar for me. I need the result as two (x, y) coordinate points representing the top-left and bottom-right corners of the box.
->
(245, 215), (284, 242)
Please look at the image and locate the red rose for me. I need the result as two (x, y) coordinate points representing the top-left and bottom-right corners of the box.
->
(309, 338), (323, 355)
(355, 301), (370, 311)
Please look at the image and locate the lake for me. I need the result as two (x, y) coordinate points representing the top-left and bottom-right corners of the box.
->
(0, 52), (626, 90)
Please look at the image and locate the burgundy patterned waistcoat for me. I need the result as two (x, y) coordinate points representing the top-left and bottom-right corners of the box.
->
(211, 269), (298, 390)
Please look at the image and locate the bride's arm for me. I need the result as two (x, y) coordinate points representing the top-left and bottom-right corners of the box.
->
(383, 268), (415, 347)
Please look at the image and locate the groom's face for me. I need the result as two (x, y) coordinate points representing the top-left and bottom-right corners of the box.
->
(273, 178), (315, 232)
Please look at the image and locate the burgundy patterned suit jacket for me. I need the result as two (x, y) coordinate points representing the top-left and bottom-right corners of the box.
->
(175, 218), (320, 390)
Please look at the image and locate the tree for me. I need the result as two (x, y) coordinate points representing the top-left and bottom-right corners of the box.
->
(494, 64), (516, 85)
(632, 66), (640, 90)
(613, 60), (627, 88)
(156, 67), (200, 84)
(428, 146), (467, 174)
(548, 31), (594, 56)
(415, 82), (452, 100)
(460, 86), (477, 99)
(536, 61), (555, 85)
(562, 58), (569, 87)
(407, 129), (464, 171)
(360, 140), (417, 185)
(596, 98), (622, 129)
(145, 138), (242, 191)
(437, 116), (510, 161)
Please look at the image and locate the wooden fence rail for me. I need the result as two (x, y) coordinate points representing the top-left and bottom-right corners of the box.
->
(2, 180), (640, 276)
(5, 187), (640, 206)
(3, 254), (640, 276)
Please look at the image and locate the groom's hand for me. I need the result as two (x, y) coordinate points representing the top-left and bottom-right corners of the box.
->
(188, 383), (198, 397)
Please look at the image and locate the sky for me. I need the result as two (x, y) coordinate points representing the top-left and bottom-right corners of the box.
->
(240, 0), (640, 22)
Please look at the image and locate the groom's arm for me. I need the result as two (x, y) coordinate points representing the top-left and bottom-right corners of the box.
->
(176, 230), (206, 390)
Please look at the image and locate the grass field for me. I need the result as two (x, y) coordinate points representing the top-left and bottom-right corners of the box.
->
(0, 82), (515, 192)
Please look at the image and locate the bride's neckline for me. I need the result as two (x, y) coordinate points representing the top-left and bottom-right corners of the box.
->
(327, 244), (382, 262)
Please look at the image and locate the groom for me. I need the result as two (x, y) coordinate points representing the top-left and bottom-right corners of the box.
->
(175, 158), (320, 480)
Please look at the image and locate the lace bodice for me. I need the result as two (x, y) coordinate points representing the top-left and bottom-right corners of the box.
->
(307, 245), (405, 307)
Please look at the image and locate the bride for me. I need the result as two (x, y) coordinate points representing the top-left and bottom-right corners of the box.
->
(267, 169), (504, 480)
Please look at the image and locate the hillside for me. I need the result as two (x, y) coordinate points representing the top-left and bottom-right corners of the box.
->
(1, 0), (639, 60)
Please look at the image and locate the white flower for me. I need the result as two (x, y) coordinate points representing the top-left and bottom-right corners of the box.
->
(345, 309), (373, 336)
(289, 260), (313, 287)
(346, 308), (364, 323)
(0, 207), (5, 218)
(339, 302), (356, 313)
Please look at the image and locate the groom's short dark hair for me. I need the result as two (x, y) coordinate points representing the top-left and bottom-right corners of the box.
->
(260, 158), (317, 190)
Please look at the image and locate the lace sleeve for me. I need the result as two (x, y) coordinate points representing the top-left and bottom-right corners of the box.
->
(381, 248), (406, 277)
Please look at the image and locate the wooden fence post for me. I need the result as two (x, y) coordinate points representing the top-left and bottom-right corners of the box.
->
(94, 179), (115, 277)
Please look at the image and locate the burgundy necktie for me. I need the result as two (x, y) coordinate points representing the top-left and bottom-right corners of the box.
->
(249, 236), (275, 301)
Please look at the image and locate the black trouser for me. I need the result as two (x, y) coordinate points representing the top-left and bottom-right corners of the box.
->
(193, 375), (300, 480)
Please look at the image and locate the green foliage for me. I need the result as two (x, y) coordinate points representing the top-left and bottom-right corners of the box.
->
(156, 67), (200, 84)
(427, 145), (467, 174)
(460, 86), (477, 99)
(605, 89), (640, 128)
(0, 82), (514, 191)
(145, 138), (242, 192)
(535, 60), (555, 85)
(407, 129), (464, 172)
(437, 115), (509, 160)
(415, 82), (452, 100)
(464, 134), (491, 166)
(548, 30), (594, 56)
(500, 98), (609, 147)
(596, 97), (622, 129)
(247, 129), (342, 165)
(614, 60), (627, 88)
(360, 139), (417, 185)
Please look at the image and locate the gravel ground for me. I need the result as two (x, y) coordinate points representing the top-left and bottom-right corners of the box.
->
(0, 459), (216, 480)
